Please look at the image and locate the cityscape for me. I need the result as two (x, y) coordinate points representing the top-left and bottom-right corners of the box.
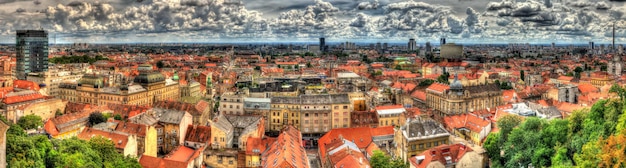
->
(1, 0), (626, 168)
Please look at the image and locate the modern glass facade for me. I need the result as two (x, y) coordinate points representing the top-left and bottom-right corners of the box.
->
(16, 30), (48, 80)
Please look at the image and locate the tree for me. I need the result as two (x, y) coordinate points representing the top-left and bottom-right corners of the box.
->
(17, 114), (42, 130)
(520, 70), (525, 81)
(370, 150), (407, 168)
(113, 114), (122, 121)
(436, 72), (450, 84)
(395, 65), (402, 70)
(418, 79), (434, 87)
(294, 64), (299, 69)
(574, 66), (583, 79)
(496, 115), (522, 142)
(254, 66), (261, 71)
(56, 109), (63, 117)
(88, 112), (106, 126)
(306, 62), (312, 68)
(609, 84), (626, 101)
(156, 61), (164, 69)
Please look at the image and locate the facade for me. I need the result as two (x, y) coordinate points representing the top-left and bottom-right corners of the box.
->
(2, 91), (47, 123)
(408, 39), (417, 51)
(156, 109), (193, 154)
(408, 144), (483, 168)
(395, 117), (450, 162)
(271, 94), (350, 135)
(443, 113), (491, 145)
(425, 78), (502, 116)
(243, 97), (271, 129)
(178, 78), (201, 98)
(321, 138), (370, 168)
(0, 121), (8, 168)
(219, 92), (245, 115)
(607, 55), (622, 77)
(44, 110), (91, 139)
(16, 98), (66, 122)
(208, 114), (264, 149)
(58, 68), (179, 106)
(376, 105), (406, 127)
(26, 70), (82, 97)
(78, 128), (139, 157)
(16, 30), (48, 80)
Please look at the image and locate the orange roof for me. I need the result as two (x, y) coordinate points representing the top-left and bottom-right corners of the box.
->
(261, 126), (309, 168)
(140, 145), (204, 168)
(411, 90), (427, 101)
(375, 105), (404, 110)
(370, 126), (394, 137)
(165, 146), (196, 162)
(276, 62), (298, 65)
(246, 137), (276, 155)
(184, 125), (211, 144)
(443, 114), (491, 133)
(2, 93), (45, 104)
(577, 83), (599, 94)
(557, 76), (574, 81)
(13, 80), (40, 91)
(502, 90), (517, 103)
(426, 83), (449, 93)
(410, 144), (473, 168)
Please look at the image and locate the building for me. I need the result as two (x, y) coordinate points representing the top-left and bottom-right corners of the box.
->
(607, 55), (622, 77)
(219, 92), (245, 115)
(245, 136), (276, 167)
(376, 105), (406, 127)
(58, 65), (180, 106)
(184, 125), (211, 149)
(243, 97), (271, 129)
(16, 30), (48, 80)
(321, 138), (370, 168)
(408, 39), (417, 51)
(208, 114), (264, 149)
(153, 100), (212, 126)
(425, 76), (502, 116)
(558, 84), (578, 103)
(261, 125), (310, 168)
(1, 91), (47, 123)
(154, 108), (193, 154)
(0, 120), (8, 168)
(91, 120), (158, 157)
(443, 113), (491, 145)
(139, 146), (205, 168)
(178, 75), (201, 98)
(320, 37), (326, 53)
(15, 98), (66, 122)
(26, 70), (82, 97)
(395, 117), (450, 162)
(440, 43), (463, 59)
(408, 144), (483, 168)
(44, 110), (92, 139)
(318, 126), (395, 163)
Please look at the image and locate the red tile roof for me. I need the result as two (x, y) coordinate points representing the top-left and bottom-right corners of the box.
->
(13, 80), (40, 91)
(443, 114), (491, 133)
(261, 126), (309, 168)
(184, 125), (211, 144)
(246, 137), (276, 155)
(140, 146), (204, 168)
(44, 110), (92, 136)
(375, 105), (404, 110)
(426, 83), (449, 93)
(411, 90), (427, 101)
(409, 144), (473, 168)
(2, 93), (45, 104)
(578, 83), (599, 94)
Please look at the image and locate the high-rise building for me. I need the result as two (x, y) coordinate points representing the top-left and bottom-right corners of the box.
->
(589, 41), (595, 50)
(319, 37), (326, 53)
(551, 42), (555, 49)
(16, 30), (49, 80)
(383, 43), (388, 50)
(425, 42), (432, 55)
(408, 39), (416, 51)
(440, 38), (446, 45)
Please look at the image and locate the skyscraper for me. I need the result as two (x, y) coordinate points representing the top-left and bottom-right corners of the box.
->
(319, 37), (326, 53)
(408, 39), (416, 51)
(16, 30), (49, 80)
(440, 38), (446, 45)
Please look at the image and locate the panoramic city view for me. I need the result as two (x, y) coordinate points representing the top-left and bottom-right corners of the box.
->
(1, 0), (625, 168)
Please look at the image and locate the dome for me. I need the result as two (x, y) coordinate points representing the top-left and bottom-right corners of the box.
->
(449, 73), (463, 95)
(133, 72), (165, 85)
(78, 74), (104, 88)
(173, 73), (179, 81)
(138, 64), (154, 71)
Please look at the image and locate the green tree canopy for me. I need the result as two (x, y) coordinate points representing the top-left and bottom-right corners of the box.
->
(88, 112), (107, 126)
(17, 114), (42, 130)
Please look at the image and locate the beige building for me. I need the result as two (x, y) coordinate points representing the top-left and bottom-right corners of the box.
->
(376, 105), (406, 127)
(219, 92), (245, 115)
(426, 76), (502, 116)
(16, 98), (66, 121)
(58, 69), (179, 106)
(26, 70), (82, 97)
(395, 117), (450, 162)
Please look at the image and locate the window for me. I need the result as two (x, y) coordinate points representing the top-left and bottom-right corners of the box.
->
(412, 144), (416, 150)
(334, 106), (339, 109)
(324, 120), (328, 124)
(324, 113), (328, 117)
(434, 141), (439, 146)
(343, 106), (348, 109)
(419, 144), (424, 149)
(305, 113), (309, 117)
(305, 120), (309, 124)
(426, 143), (431, 148)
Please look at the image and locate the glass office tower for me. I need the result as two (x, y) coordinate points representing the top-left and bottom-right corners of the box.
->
(16, 30), (48, 80)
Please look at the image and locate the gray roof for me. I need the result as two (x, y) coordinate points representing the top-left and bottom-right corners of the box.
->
(155, 108), (187, 124)
(464, 83), (501, 94)
(405, 117), (449, 139)
(212, 115), (234, 134)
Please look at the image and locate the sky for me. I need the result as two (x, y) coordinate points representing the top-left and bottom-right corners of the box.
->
(0, 0), (625, 44)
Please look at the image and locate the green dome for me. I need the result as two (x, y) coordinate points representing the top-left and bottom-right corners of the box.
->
(79, 74), (104, 88)
(173, 73), (179, 81)
(134, 72), (165, 84)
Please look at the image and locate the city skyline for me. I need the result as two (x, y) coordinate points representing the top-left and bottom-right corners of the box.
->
(0, 0), (625, 43)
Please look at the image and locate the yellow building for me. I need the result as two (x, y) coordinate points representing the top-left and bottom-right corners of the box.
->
(376, 105), (406, 127)
(58, 66), (179, 106)
(426, 76), (502, 116)
(44, 110), (91, 139)
(395, 117), (451, 162)
(204, 149), (238, 168)
(331, 94), (352, 129)
(269, 97), (301, 132)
